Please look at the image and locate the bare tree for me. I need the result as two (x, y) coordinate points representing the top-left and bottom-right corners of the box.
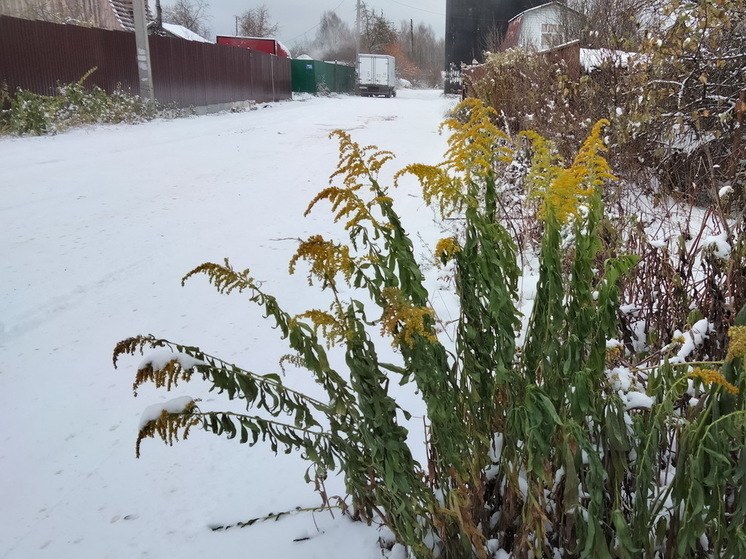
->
(307, 11), (356, 62)
(236, 4), (279, 37)
(392, 20), (444, 87)
(359, 2), (396, 53)
(162, 0), (211, 38)
(481, 23), (504, 54)
(569, 0), (650, 49)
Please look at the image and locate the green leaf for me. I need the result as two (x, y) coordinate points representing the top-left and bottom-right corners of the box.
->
(611, 509), (639, 558)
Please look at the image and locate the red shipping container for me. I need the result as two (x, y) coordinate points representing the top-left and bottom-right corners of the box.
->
(216, 36), (291, 58)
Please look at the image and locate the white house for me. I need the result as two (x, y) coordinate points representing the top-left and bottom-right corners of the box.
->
(501, 2), (585, 52)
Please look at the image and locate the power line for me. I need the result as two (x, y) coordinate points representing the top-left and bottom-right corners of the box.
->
(386, 0), (445, 17)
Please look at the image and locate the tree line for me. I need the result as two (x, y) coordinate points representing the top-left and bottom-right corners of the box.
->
(295, 6), (444, 88)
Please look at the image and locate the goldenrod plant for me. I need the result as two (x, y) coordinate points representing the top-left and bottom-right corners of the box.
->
(115, 99), (746, 558)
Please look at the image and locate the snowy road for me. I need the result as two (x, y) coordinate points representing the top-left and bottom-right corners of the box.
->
(0, 89), (456, 559)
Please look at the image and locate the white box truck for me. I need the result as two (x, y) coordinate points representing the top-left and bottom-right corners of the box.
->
(357, 54), (396, 98)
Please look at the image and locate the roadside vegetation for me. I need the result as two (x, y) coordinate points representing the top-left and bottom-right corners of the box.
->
(0, 68), (186, 136)
(112, 0), (745, 556)
(465, 0), (745, 364)
(115, 106), (744, 559)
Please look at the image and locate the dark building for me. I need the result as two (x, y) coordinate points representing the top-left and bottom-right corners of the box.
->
(445, 0), (546, 92)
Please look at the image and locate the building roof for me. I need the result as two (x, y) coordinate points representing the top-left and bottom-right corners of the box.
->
(507, 1), (582, 24)
(161, 22), (210, 42)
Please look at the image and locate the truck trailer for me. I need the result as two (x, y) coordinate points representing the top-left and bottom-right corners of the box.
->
(357, 54), (396, 98)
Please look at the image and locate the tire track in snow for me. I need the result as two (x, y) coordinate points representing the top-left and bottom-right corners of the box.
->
(0, 258), (150, 346)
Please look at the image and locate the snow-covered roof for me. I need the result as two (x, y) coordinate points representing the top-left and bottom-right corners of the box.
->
(276, 39), (292, 58)
(246, 37), (292, 58)
(507, 1), (583, 24)
(162, 22), (211, 43)
(579, 48), (637, 71)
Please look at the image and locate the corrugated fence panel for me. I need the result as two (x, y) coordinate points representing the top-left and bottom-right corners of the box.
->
(251, 51), (271, 103)
(101, 27), (139, 94)
(150, 34), (205, 107)
(1, 16), (291, 109)
(0, 16), (138, 97)
(274, 56), (291, 101)
(202, 42), (221, 105)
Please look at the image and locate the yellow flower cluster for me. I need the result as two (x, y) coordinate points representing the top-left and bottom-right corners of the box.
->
(541, 167), (593, 224)
(395, 99), (514, 218)
(726, 325), (746, 362)
(278, 353), (307, 372)
(289, 235), (355, 288)
(292, 308), (348, 347)
(395, 101), (617, 225)
(304, 131), (396, 230)
(305, 185), (375, 230)
(688, 367), (740, 394)
(525, 119), (616, 224)
(380, 287), (437, 347)
(572, 119), (618, 189)
(396, 163), (463, 218)
(440, 98), (514, 182)
(328, 130), (394, 187)
(136, 400), (199, 458)
(133, 358), (194, 396)
(434, 237), (462, 266)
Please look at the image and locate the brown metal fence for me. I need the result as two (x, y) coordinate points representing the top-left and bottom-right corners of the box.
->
(0, 15), (291, 108)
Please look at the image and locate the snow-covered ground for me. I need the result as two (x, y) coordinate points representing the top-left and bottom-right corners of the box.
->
(0, 89), (458, 559)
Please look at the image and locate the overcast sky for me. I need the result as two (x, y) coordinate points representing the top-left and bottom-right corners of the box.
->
(172, 0), (447, 44)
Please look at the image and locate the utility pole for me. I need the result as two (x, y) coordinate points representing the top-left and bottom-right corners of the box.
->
(155, 0), (162, 31)
(356, 0), (361, 55)
(410, 18), (414, 58)
(132, 0), (154, 102)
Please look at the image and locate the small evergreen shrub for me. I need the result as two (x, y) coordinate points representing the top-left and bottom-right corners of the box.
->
(115, 99), (746, 558)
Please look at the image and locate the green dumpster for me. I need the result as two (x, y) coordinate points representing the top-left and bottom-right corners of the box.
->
(291, 59), (355, 94)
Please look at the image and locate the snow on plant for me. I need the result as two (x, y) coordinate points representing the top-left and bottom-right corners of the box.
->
(115, 99), (746, 558)
(0, 68), (182, 136)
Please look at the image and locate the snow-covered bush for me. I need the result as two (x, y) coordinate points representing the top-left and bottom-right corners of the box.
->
(0, 68), (178, 135)
(115, 99), (746, 558)
(468, 0), (745, 214)
(466, 7), (746, 363)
